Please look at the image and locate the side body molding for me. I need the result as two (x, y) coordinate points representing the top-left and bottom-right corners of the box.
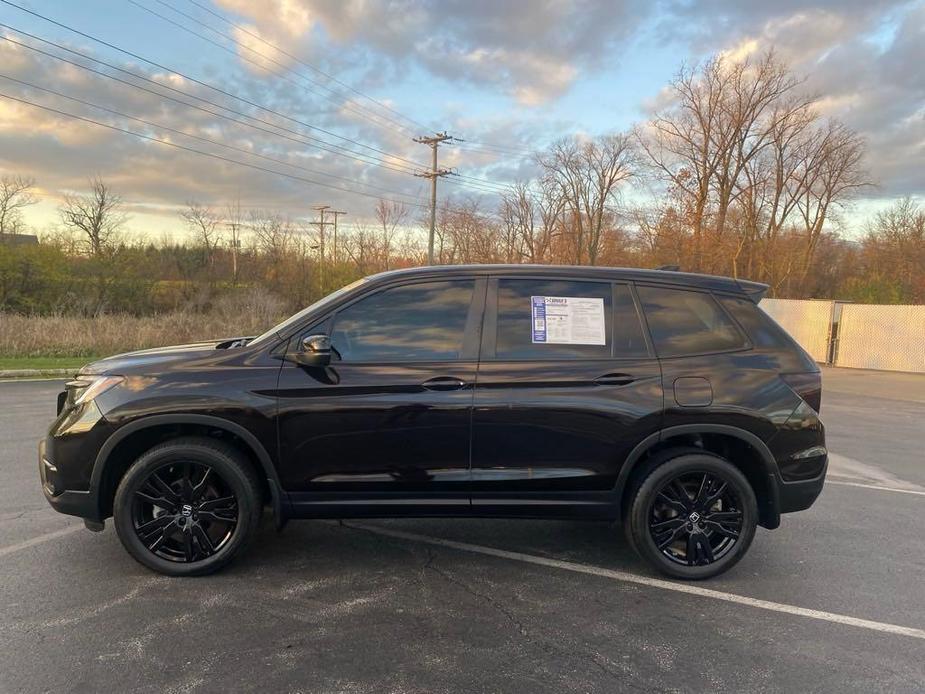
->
(91, 413), (287, 525)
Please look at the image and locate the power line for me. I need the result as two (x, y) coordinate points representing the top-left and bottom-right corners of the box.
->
(131, 0), (421, 141)
(0, 1), (427, 170)
(0, 73), (425, 205)
(0, 31), (420, 176)
(456, 142), (535, 157)
(175, 1), (529, 160)
(4, 31), (515, 202)
(184, 0), (433, 134)
(451, 174), (517, 193)
(0, 90), (431, 210)
(0, 3), (521, 211)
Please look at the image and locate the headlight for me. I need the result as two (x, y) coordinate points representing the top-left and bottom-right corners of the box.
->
(66, 375), (124, 407)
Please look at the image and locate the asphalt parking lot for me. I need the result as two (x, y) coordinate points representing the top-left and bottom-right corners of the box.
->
(1, 367), (924, 693)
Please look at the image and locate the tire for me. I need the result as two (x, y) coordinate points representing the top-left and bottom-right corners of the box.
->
(626, 452), (758, 580)
(113, 437), (262, 576)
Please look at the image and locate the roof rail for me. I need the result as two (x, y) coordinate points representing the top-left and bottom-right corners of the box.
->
(655, 264), (680, 271)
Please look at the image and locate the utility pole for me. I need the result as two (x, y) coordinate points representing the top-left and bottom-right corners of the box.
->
(226, 222), (240, 285)
(413, 132), (455, 265)
(310, 205), (332, 293)
(226, 196), (242, 286)
(329, 210), (347, 264)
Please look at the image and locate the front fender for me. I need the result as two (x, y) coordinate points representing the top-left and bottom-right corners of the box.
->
(90, 413), (286, 526)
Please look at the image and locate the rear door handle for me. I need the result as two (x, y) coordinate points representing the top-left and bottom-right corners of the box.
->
(421, 376), (467, 391)
(594, 373), (635, 386)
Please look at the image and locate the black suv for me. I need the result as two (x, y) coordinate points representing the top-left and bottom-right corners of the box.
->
(40, 265), (826, 579)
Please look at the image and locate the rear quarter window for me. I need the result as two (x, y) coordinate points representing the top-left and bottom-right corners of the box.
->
(637, 286), (747, 357)
(718, 295), (794, 349)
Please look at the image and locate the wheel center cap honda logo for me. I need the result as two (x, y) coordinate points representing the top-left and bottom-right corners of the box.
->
(689, 512), (701, 523)
(181, 504), (193, 517)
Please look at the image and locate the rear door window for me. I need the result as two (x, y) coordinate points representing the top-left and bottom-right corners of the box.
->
(496, 279), (612, 359)
(637, 286), (747, 357)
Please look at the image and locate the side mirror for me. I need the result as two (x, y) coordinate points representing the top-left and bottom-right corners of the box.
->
(295, 333), (332, 367)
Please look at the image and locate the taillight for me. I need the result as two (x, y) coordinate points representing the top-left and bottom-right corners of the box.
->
(781, 372), (822, 414)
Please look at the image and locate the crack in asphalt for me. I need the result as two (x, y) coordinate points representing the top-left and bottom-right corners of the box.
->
(425, 557), (528, 637)
(344, 521), (638, 689)
(422, 557), (639, 687)
(0, 506), (56, 522)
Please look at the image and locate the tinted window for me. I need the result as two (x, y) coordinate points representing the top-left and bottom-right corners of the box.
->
(496, 279), (612, 359)
(613, 284), (650, 357)
(330, 280), (474, 362)
(719, 296), (793, 349)
(638, 286), (747, 357)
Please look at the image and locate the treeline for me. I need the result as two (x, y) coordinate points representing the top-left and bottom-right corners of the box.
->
(1, 51), (923, 318)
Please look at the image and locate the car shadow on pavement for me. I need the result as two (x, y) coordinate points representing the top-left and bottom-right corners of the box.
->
(234, 515), (652, 580)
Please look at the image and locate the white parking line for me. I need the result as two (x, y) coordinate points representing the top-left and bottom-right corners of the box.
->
(827, 453), (925, 495)
(827, 480), (925, 497)
(0, 525), (83, 559)
(350, 522), (925, 641)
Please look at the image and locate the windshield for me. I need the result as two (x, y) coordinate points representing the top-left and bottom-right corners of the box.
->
(248, 277), (369, 346)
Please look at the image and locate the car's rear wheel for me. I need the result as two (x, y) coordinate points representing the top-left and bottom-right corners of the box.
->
(113, 437), (261, 576)
(626, 452), (758, 580)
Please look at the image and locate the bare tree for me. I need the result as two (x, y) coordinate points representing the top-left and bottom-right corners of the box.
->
(793, 120), (868, 288)
(638, 52), (808, 270)
(0, 174), (37, 235)
(181, 201), (221, 271)
(374, 199), (408, 270)
(734, 97), (817, 279)
(249, 210), (294, 291)
(538, 133), (635, 265)
(636, 50), (868, 283)
(59, 176), (126, 256)
(498, 180), (564, 263)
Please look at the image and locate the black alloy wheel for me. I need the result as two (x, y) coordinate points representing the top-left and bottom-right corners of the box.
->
(132, 462), (238, 563)
(626, 451), (758, 580)
(648, 471), (744, 567)
(114, 437), (262, 576)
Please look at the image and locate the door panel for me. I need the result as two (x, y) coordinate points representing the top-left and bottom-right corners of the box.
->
(471, 359), (663, 494)
(276, 360), (477, 493)
(470, 278), (663, 505)
(274, 278), (484, 503)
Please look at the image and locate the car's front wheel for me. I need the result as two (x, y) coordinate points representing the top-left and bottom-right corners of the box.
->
(113, 437), (262, 576)
(626, 452), (758, 580)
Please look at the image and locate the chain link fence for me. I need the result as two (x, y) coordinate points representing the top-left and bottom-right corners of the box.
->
(835, 304), (925, 372)
(758, 298), (925, 373)
(759, 298), (835, 362)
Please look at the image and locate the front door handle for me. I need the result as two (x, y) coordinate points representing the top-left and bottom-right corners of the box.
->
(594, 373), (635, 386)
(421, 376), (467, 391)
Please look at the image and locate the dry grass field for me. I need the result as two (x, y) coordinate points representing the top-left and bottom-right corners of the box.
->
(0, 292), (287, 360)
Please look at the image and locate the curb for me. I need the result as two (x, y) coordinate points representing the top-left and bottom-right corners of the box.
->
(0, 368), (74, 379)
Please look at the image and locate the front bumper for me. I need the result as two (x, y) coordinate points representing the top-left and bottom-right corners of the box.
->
(40, 437), (103, 522)
(39, 397), (112, 522)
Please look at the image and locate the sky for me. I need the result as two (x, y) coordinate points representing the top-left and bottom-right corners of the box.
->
(0, 0), (922, 241)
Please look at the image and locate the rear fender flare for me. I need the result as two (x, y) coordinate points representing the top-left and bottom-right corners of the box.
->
(615, 423), (781, 524)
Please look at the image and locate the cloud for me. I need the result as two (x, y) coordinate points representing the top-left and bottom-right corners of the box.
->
(0, 28), (442, 223)
(213, 0), (645, 105)
(1, 0), (920, 239)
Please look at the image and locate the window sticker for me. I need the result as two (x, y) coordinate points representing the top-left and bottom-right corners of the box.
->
(531, 296), (606, 345)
